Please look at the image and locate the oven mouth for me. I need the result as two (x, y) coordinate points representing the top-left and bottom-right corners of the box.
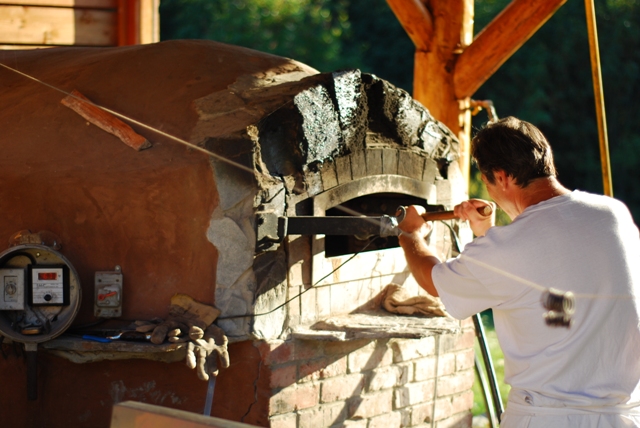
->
(324, 193), (426, 257)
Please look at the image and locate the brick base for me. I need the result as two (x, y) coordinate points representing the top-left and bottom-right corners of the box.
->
(258, 325), (475, 428)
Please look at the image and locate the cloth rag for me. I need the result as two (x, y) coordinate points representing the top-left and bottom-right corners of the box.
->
(380, 283), (450, 317)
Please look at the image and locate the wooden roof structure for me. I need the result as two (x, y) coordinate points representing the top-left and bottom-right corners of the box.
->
(386, 0), (567, 182)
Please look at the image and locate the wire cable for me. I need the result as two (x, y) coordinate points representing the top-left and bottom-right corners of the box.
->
(218, 236), (377, 320)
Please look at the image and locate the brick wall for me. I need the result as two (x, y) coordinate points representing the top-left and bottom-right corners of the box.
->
(258, 318), (475, 428)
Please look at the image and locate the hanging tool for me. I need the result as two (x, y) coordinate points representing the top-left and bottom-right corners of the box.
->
(203, 376), (216, 416)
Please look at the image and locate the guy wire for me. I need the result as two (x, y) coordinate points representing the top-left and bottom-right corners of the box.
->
(0, 60), (256, 175)
(218, 236), (377, 320)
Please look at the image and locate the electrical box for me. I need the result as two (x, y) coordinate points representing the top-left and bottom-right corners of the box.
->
(0, 268), (26, 310)
(0, 243), (81, 344)
(94, 266), (123, 318)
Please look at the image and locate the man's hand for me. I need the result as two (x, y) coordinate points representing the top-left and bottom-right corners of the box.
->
(453, 199), (495, 237)
(397, 205), (433, 237)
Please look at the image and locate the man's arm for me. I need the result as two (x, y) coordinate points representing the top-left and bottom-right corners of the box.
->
(398, 231), (441, 296)
(397, 200), (494, 295)
(397, 205), (441, 296)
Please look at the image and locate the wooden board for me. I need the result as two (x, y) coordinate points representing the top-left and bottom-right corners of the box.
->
(386, 0), (433, 51)
(138, 0), (158, 44)
(0, 5), (117, 45)
(0, 43), (52, 48)
(111, 401), (256, 428)
(0, 0), (115, 8)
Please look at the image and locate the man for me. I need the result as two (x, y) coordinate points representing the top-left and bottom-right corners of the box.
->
(399, 117), (640, 427)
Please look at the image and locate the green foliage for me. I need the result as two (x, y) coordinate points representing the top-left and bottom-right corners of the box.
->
(473, 0), (640, 223)
(469, 167), (511, 226)
(160, 0), (355, 72)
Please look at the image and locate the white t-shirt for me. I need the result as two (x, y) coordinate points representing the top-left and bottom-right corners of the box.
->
(432, 191), (640, 423)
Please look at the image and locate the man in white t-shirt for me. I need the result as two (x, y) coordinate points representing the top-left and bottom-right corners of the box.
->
(399, 117), (640, 427)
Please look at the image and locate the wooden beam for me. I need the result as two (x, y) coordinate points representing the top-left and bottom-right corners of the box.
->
(139, 0), (159, 44)
(0, 5), (116, 46)
(0, 44), (53, 49)
(61, 90), (152, 151)
(2, 0), (116, 8)
(454, 0), (567, 99)
(118, 0), (139, 45)
(386, 0), (434, 51)
(412, 0), (474, 184)
(110, 401), (255, 428)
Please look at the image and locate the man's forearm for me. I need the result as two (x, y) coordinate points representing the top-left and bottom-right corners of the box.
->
(398, 232), (441, 297)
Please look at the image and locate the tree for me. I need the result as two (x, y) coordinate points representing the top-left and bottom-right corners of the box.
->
(473, 0), (640, 222)
(160, 0), (355, 72)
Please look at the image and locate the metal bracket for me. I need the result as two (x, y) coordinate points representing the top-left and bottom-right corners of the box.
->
(256, 204), (450, 251)
(256, 212), (403, 250)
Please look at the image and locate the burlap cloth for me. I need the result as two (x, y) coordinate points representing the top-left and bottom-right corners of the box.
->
(380, 283), (450, 317)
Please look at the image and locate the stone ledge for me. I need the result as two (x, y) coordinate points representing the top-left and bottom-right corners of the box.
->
(291, 310), (460, 342)
(39, 335), (189, 364)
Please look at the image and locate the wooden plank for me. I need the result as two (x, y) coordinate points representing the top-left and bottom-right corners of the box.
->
(0, 5), (117, 46)
(413, 0), (468, 126)
(117, 0), (138, 45)
(0, 44), (53, 49)
(385, 0), (433, 51)
(0, 0), (116, 8)
(139, 0), (158, 44)
(454, 0), (567, 99)
(111, 401), (256, 428)
(412, 0), (473, 184)
(61, 89), (152, 151)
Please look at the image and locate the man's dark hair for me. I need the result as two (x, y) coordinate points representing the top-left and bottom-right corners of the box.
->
(471, 116), (557, 187)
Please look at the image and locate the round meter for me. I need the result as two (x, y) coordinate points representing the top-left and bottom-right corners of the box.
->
(0, 244), (81, 343)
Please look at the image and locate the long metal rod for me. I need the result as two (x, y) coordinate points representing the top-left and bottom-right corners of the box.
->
(584, 0), (613, 197)
(474, 354), (499, 428)
(285, 211), (462, 237)
(25, 342), (38, 401)
(203, 376), (216, 416)
(473, 313), (503, 422)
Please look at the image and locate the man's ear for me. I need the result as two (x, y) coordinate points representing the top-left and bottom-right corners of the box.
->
(493, 170), (508, 188)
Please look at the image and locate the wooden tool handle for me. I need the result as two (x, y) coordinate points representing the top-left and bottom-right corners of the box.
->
(420, 204), (493, 221)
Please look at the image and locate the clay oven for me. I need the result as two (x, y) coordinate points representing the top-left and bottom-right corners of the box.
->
(0, 40), (474, 427)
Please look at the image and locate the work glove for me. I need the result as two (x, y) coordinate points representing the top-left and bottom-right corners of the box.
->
(186, 324), (230, 381)
(134, 294), (221, 345)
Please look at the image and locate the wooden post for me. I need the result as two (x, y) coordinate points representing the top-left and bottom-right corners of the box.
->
(584, 0), (613, 196)
(410, 0), (474, 186)
(118, 0), (140, 46)
(388, 0), (568, 188)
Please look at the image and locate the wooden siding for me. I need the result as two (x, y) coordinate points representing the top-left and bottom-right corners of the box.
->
(0, 0), (158, 49)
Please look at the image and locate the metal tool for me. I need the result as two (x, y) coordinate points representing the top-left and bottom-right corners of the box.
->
(473, 314), (503, 426)
(81, 331), (151, 343)
(258, 204), (494, 246)
(203, 375), (216, 416)
(395, 204), (493, 224)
